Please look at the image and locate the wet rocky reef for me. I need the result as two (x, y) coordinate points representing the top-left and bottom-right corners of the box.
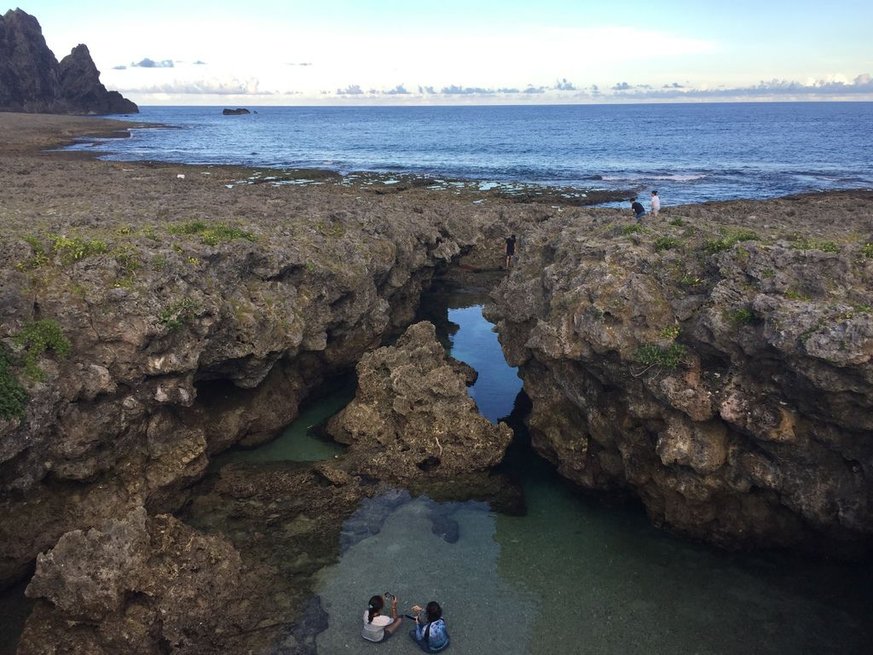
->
(1, 120), (872, 651)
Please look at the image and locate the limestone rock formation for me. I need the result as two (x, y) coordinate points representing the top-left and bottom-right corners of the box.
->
(18, 507), (271, 654)
(487, 191), (873, 554)
(0, 150), (508, 588)
(0, 9), (137, 114)
(326, 321), (513, 480)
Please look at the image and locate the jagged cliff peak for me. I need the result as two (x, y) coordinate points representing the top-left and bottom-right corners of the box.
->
(0, 8), (138, 114)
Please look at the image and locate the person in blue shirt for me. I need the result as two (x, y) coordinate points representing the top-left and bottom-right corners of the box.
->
(409, 600), (449, 652)
(631, 198), (646, 221)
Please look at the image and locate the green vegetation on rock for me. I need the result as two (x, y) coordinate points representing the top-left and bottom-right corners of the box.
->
(168, 220), (256, 245)
(654, 236), (681, 252)
(0, 345), (27, 419)
(159, 298), (200, 331)
(52, 235), (109, 264)
(703, 229), (759, 254)
(726, 307), (756, 325)
(635, 342), (686, 369)
(12, 319), (71, 381)
(791, 237), (840, 253)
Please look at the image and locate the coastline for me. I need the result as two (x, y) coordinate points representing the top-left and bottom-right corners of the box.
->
(1, 112), (872, 653)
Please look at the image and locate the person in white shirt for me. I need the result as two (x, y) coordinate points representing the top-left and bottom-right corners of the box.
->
(362, 593), (404, 642)
(650, 190), (661, 216)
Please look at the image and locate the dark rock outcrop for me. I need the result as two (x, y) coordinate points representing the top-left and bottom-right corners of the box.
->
(222, 107), (251, 115)
(0, 9), (137, 114)
(487, 191), (873, 554)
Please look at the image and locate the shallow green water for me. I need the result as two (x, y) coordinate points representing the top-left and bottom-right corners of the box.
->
(309, 296), (873, 655)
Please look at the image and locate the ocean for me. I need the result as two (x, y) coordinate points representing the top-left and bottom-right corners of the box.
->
(73, 102), (873, 206)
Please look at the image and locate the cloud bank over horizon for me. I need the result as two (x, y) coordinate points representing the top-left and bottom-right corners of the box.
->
(112, 66), (873, 105)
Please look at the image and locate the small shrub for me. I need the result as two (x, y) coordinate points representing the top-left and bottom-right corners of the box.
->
(622, 224), (644, 236)
(860, 243), (873, 258)
(13, 319), (71, 381)
(785, 289), (811, 301)
(16, 236), (51, 270)
(159, 298), (200, 331)
(704, 229), (759, 255)
(679, 273), (704, 287)
(654, 236), (681, 252)
(660, 325), (680, 340)
(792, 237), (840, 253)
(668, 217), (685, 226)
(726, 307), (756, 325)
(635, 343), (686, 369)
(52, 235), (109, 264)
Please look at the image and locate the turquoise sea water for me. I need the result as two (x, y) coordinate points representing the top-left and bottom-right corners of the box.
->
(221, 293), (873, 654)
(74, 102), (873, 205)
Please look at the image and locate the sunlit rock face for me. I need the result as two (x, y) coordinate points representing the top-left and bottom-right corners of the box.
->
(488, 191), (873, 555)
(326, 320), (513, 480)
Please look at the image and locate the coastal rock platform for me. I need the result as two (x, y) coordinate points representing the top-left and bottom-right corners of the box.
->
(1, 113), (872, 652)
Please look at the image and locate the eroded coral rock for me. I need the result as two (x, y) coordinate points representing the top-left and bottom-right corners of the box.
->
(327, 321), (513, 480)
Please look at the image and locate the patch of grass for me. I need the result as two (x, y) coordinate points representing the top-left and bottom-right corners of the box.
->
(159, 298), (200, 331)
(635, 343), (686, 370)
(0, 346), (27, 420)
(316, 221), (346, 238)
(16, 236), (50, 270)
(654, 236), (681, 252)
(668, 217), (686, 226)
(169, 221), (256, 245)
(13, 319), (71, 381)
(113, 244), (141, 275)
(792, 237), (840, 253)
(861, 243), (873, 258)
(726, 307), (756, 325)
(659, 325), (680, 340)
(679, 272), (704, 287)
(52, 235), (109, 264)
(785, 289), (811, 301)
(622, 224), (644, 236)
(703, 229), (759, 254)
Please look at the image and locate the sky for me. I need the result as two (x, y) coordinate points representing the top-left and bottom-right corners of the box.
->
(11, 1), (873, 105)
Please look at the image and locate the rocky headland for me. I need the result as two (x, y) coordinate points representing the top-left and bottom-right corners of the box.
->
(0, 113), (871, 652)
(0, 9), (137, 115)
(487, 193), (873, 554)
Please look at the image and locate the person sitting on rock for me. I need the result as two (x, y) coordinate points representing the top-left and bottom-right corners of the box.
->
(362, 593), (404, 643)
(410, 600), (450, 652)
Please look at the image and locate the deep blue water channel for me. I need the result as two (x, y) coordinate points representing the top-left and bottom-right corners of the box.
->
(225, 288), (873, 654)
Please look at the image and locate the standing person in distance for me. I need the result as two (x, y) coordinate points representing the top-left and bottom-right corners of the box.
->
(361, 593), (404, 643)
(650, 190), (661, 216)
(409, 601), (450, 652)
(504, 233), (517, 269)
